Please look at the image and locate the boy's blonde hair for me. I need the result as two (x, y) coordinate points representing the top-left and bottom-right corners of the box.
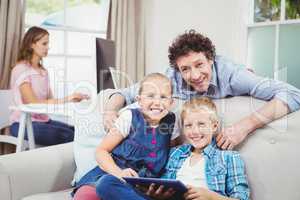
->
(181, 97), (218, 125)
(138, 73), (173, 95)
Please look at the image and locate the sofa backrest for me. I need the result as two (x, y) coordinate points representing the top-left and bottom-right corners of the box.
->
(73, 89), (300, 200)
(212, 96), (300, 200)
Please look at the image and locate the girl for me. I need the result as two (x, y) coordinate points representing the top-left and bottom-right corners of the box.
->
(10, 26), (89, 146)
(73, 73), (177, 200)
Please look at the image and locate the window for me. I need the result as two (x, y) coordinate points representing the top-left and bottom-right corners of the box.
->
(25, 0), (110, 97)
(247, 0), (300, 89)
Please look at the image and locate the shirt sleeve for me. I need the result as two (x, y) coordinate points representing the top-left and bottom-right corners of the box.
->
(230, 68), (300, 112)
(225, 152), (250, 200)
(12, 66), (32, 88)
(113, 109), (132, 138)
(160, 147), (178, 179)
(109, 83), (140, 106)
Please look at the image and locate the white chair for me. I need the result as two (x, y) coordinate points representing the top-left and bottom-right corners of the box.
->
(0, 90), (30, 152)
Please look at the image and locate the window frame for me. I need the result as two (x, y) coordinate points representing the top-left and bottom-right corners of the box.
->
(24, 0), (108, 96)
(247, 0), (300, 80)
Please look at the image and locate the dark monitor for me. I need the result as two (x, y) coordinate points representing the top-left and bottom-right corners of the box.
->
(95, 37), (116, 93)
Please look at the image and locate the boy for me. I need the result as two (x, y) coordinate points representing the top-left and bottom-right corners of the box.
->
(161, 97), (250, 200)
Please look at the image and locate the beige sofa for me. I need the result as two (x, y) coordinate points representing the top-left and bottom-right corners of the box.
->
(1, 89), (300, 200)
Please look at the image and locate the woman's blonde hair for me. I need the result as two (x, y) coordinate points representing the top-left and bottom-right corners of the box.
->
(17, 26), (49, 67)
(181, 97), (218, 125)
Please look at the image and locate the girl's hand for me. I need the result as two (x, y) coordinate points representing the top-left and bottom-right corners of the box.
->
(120, 168), (139, 178)
(66, 92), (90, 102)
(184, 185), (214, 200)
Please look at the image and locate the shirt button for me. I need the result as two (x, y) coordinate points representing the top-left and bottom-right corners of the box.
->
(269, 138), (276, 144)
(149, 152), (156, 158)
(147, 163), (154, 169)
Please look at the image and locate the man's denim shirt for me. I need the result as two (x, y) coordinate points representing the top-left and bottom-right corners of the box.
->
(161, 140), (250, 200)
(115, 56), (300, 112)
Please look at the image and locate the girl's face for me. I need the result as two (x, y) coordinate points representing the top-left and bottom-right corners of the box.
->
(31, 34), (49, 58)
(137, 78), (173, 125)
(182, 109), (218, 151)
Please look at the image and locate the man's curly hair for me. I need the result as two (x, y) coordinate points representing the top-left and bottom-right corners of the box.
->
(168, 30), (216, 69)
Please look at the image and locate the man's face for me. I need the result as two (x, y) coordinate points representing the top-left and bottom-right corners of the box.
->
(176, 51), (213, 93)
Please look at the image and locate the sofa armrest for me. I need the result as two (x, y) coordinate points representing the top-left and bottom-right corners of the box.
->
(0, 142), (75, 200)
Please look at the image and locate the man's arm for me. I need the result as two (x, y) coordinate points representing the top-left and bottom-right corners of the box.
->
(105, 93), (126, 112)
(103, 83), (139, 130)
(217, 68), (300, 149)
(103, 93), (126, 130)
(217, 98), (289, 149)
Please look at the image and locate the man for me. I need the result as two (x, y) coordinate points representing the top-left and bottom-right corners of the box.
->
(104, 29), (300, 150)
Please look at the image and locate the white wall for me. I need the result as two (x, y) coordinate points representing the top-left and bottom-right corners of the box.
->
(145, 0), (250, 74)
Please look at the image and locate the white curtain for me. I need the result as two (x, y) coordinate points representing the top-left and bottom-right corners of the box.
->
(107, 0), (146, 88)
(0, 0), (25, 89)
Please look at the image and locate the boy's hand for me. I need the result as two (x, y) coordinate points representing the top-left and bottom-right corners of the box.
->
(183, 185), (214, 200)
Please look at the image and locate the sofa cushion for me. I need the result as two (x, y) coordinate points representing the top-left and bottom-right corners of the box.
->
(22, 189), (73, 200)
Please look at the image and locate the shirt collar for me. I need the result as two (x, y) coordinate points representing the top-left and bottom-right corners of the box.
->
(203, 138), (218, 158)
(26, 64), (47, 76)
(179, 138), (218, 159)
(210, 62), (218, 88)
(204, 63), (218, 96)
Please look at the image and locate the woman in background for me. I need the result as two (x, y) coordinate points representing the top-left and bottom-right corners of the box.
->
(10, 26), (89, 146)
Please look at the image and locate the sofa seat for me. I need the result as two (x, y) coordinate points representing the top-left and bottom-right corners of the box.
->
(22, 189), (73, 200)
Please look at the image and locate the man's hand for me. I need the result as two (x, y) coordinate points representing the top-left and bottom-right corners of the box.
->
(216, 123), (249, 150)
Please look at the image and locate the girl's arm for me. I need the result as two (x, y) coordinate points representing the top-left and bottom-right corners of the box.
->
(95, 127), (138, 178)
(19, 82), (89, 104)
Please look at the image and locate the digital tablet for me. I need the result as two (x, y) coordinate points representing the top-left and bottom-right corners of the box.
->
(124, 177), (188, 193)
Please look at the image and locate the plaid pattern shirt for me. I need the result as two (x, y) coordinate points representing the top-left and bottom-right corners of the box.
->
(161, 140), (250, 200)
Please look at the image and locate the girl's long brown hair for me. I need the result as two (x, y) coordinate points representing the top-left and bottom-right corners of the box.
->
(17, 26), (49, 67)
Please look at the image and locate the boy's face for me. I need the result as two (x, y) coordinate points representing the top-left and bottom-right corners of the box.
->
(183, 110), (218, 150)
(137, 78), (173, 125)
